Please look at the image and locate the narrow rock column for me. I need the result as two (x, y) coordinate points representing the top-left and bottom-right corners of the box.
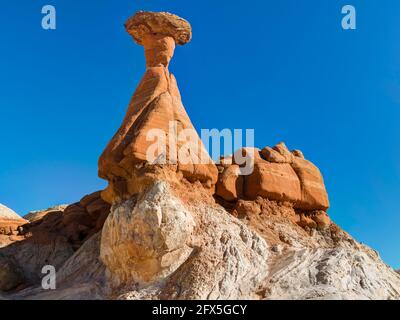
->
(142, 34), (176, 68)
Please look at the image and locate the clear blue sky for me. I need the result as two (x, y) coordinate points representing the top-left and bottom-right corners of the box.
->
(0, 1), (399, 268)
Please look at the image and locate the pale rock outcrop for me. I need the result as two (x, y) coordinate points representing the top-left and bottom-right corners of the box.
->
(101, 181), (269, 299)
(264, 239), (400, 300)
(0, 204), (23, 221)
(12, 233), (106, 300)
(101, 182), (196, 286)
(230, 197), (400, 300)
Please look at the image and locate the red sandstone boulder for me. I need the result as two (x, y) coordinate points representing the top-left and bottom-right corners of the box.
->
(230, 147), (302, 203)
(245, 161), (301, 202)
(216, 143), (330, 213)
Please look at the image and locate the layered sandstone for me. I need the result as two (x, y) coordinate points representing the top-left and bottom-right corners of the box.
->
(99, 11), (217, 204)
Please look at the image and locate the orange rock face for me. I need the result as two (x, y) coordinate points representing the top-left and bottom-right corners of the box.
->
(291, 157), (330, 211)
(245, 161), (301, 202)
(99, 12), (218, 204)
(216, 142), (330, 212)
(216, 165), (243, 201)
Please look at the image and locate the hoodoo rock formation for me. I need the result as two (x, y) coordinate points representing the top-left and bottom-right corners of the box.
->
(0, 11), (399, 300)
(98, 11), (218, 204)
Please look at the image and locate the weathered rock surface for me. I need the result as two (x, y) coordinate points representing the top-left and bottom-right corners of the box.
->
(264, 245), (400, 300)
(230, 198), (400, 300)
(102, 181), (269, 299)
(0, 253), (24, 291)
(101, 182), (196, 286)
(0, 204), (23, 221)
(1, 181), (399, 300)
(11, 233), (106, 300)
